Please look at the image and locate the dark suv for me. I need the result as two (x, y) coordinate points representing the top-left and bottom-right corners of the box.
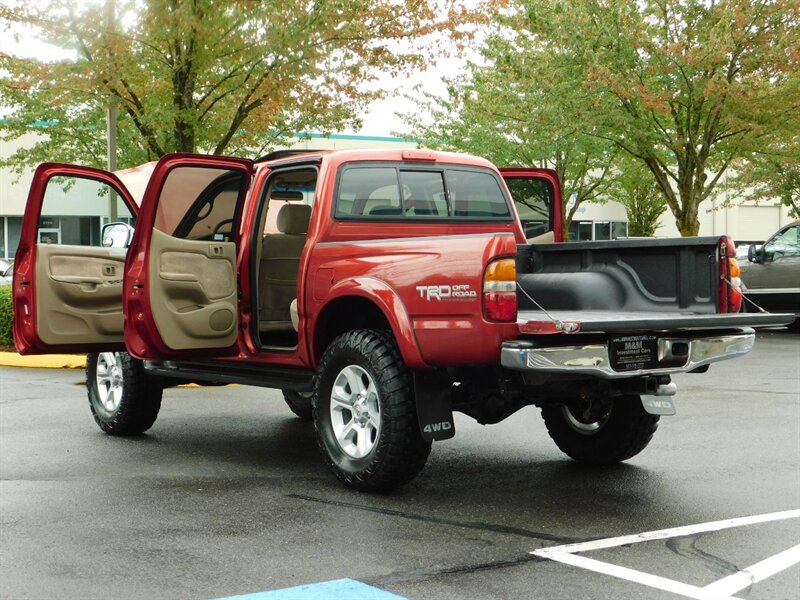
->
(741, 222), (800, 321)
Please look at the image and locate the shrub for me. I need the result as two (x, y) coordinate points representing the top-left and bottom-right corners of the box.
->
(0, 285), (12, 348)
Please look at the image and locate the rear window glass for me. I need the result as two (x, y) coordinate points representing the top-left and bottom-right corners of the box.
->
(334, 165), (511, 220)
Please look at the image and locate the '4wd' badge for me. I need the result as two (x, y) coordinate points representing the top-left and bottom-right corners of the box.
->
(416, 284), (477, 301)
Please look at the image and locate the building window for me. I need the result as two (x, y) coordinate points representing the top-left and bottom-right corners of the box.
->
(569, 219), (628, 241)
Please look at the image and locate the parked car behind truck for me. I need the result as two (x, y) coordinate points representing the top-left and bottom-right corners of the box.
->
(12, 149), (793, 491)
(740, 221), (800, 320)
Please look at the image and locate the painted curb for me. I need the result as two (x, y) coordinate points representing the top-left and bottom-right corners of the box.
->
(0, 352), (86, 369)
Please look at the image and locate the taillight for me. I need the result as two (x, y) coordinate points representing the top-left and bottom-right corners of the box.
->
(484, 258), (517, 322)
(718, 236), (743, 313)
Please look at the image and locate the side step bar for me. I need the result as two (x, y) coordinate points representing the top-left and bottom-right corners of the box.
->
(144, 359), (314, 392)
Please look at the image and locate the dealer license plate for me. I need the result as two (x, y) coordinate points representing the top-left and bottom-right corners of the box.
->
(609, 335), (658, 371)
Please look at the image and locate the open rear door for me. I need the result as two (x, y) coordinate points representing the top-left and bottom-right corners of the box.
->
(499, 168), (564, 242)
(123, 154), (253, 360)
(13, 164), (138, 354)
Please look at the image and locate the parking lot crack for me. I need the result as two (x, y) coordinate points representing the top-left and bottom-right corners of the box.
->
(364, 554), (544, 586)
(666, 535), (742, 576)
(287, 493), (583, 543)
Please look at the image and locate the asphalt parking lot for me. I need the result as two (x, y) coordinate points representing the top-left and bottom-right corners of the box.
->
(1, 329), (798, 600)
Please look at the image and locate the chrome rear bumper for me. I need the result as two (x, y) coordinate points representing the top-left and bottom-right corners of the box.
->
(500, 331), (755, 379)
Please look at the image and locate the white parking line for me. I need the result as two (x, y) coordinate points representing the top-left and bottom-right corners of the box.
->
(532, 509), (800, 600)
(700, 544), (800, 598)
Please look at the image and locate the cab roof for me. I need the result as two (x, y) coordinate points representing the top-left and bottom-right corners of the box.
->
(254, 148), (498, 171)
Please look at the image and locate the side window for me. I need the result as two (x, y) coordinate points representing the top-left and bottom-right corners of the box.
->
(335, 167), (400, 217)
(766, 225), (800, 259)
(154, 167), (246, 241)
(40, 176), (134, 246)
(446, 170), (511, 218)
(505, 177), (553, 238)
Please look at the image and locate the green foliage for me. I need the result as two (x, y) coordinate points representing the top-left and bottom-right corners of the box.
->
(0, 0), (479, 170)
(609, 159), (665, 237)
(0, 286), (13, 349)
(726, 139), (800, 219)
(403, 27), (618, 235)
(408, 0), (800, 236)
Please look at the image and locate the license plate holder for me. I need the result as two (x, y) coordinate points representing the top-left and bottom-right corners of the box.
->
(610, 335), (658, 371)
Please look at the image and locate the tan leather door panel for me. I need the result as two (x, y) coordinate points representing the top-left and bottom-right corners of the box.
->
(148, 228), (237, 350)
(35, 245), (127, 345)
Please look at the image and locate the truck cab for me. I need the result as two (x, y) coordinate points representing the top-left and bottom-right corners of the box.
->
(14, 150), (560, 367)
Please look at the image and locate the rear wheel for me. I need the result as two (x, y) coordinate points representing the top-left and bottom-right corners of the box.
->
(86, 352), (163, 435)
(282, 390), (313, 421)
(541, 395), (659, 464)
(313, 329), (431, 491)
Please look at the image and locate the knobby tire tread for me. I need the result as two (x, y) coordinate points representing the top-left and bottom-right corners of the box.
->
(87, 352), (163, 436)
(541, 396), (659, 465)
(314, 329), (431, 491)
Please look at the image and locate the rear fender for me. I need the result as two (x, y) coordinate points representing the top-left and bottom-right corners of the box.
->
(314, 277), (427, 369)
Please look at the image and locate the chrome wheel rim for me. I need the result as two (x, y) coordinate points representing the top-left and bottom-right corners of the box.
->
(561, 401), (611, 435)
(329, 365), (380, 458)
(95, 352), (124, 413)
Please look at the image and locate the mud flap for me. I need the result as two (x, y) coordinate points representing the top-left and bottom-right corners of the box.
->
(641, 396), (676, 416)
(414, 370), (455, 442)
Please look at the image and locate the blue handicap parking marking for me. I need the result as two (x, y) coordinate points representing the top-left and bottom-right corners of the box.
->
(218, 578), (406, 600)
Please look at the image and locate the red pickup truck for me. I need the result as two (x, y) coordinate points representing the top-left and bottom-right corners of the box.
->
(12, 149), (793, 490)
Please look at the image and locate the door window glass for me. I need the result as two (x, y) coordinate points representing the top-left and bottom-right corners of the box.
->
(155, 167), (246, 241)
(505, 177), (553, 238)
(766, 225), (800, 259)
(39, 176), (134, 246)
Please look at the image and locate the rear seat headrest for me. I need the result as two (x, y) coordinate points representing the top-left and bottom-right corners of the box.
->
(276, 203), (312, 235)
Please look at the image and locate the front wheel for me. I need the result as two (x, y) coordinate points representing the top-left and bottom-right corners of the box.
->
(86, 352), (163, 435)
(541, 395), (659, 464)
(313, 329), (431, 491)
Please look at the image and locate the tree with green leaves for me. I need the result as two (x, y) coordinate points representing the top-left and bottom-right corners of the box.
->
(516, 0), (799, 235)
(726, 138), (800, 218)
(608, 157), (665, 237)
(404, 33), (618, 237)
(409, 0), (800, 236)
(0, 0), (477, 171)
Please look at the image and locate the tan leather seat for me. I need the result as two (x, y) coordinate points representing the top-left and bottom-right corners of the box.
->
(258, 204), (311, 332)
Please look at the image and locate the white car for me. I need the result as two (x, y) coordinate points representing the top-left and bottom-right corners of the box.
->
(0, 262), (13, 285)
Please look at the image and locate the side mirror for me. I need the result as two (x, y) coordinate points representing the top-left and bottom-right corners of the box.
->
(747, 243), (762, 264)
(102, 222), (134, 248)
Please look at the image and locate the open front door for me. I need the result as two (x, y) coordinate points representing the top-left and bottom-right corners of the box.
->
(499, 168), (564, 243)
(13, 164), (138, 354)
(123, 154), (253, 360)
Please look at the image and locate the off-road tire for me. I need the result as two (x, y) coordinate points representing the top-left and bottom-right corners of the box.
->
(86, 352), (163, 435)
(313, 329), (431, 491)
(282, 390), (313, 421)
(541, 395), (659, 464)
